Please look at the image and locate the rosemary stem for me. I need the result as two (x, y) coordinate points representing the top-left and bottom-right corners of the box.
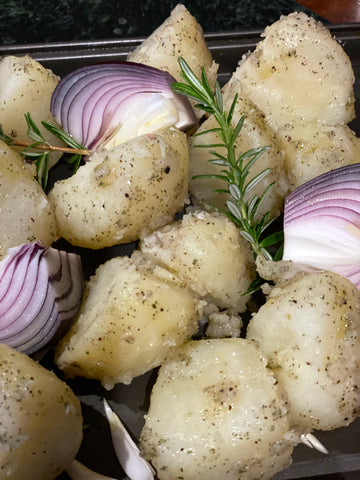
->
(172, 57), (282, 263)
(12, 140), (91, 156)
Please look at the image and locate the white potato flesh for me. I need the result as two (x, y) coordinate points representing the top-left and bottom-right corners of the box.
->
(48, 128), (188, 249)
(237, 12), (355, 130)
(0, 141), (58, 259)
(140, 210), (255, 312)
(204, 305), (243, 339)
(247, 271), (360, 431)
(140, 338), (295, 480)
(189, 92), (290, 220)
(276, 122), (360, 188)
(127, 4), (218, 119)
(0, 55), (64, 168)
(55, 252), (203, 389)
(0, 343), (82, 480)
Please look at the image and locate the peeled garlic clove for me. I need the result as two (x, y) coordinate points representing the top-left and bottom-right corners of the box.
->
(66, 459), (117, 480)
(103, 399), (155, 480)
(300, 433), (329, 455)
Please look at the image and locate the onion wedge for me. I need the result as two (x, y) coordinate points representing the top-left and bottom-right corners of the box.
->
(283, 163), (360, 288)
(51, 61), (197, 150)
(0, 242), (83, 354)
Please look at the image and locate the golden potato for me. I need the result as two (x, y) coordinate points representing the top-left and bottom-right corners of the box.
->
(140, 338), (294, 480)
(48, 128), (189, 249)
(0, 141), (58, 259)
(247, 271), (360, 431)
(140, 210), (255, 312)
(56, 251), (204, 388)
(0, 343), (82, 480)
(0, 55), (64, 168)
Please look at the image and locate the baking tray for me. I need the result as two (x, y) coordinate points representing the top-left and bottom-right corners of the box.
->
(1, 24), (360, 480)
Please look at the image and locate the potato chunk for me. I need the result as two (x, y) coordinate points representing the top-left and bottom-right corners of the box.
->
(127, 4), (218, 119)
(237, 12), (355, 130)
(0, 55), (64, 168)
(0, 343), (82, 480)
(231, 13), (359, 190)
(276, 122), (360, 188)
(140, 338), (295, 480)
(48, 128), (188, 249)
(247, 271), (360, 431)
(55, 252), (203, 388)
(140, 210), (255, 311)
(0, 141), (58, 259)
(189, 92), (290, 220)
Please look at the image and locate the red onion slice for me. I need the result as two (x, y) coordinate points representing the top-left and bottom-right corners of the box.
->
(0, 247), (46, 333)
(51, 61), (197, 150)
(0, 242), (84, 354)
(283, 163), (360, 288)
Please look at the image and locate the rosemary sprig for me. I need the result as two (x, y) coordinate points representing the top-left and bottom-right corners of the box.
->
(172, 57), (282, 260)
(0, 114), (90, 190)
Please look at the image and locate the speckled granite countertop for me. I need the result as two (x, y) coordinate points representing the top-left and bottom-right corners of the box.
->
(0, 0), (325, 45)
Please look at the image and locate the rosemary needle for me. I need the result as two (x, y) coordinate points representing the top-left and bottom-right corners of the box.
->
(172, 57), (283, 261)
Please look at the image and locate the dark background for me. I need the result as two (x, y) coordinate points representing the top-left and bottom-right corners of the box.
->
(0, 0), (324, 45)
